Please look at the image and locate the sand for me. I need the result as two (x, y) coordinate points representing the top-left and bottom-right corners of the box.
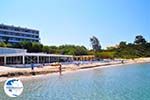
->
(0, 57), (150, 82)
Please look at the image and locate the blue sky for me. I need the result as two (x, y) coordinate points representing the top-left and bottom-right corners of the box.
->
(0, 0), (149, 49)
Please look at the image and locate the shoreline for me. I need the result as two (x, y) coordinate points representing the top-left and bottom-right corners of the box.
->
(0, 58), (150, 83)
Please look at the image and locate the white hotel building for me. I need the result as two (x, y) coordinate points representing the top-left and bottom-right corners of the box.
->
(0, 24), (73, 66)
(0, 24), (40, 43)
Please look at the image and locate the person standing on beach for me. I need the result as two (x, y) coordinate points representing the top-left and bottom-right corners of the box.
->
(121, 60), (124, 64)
(59, 64), (62, 75)
(31, 63), (34, 70)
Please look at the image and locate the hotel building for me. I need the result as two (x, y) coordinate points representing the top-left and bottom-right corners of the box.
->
(0, 24), (73, 66)
(0, 24), (40, 44)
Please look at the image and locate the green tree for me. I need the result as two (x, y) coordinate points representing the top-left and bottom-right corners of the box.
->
(14, 41), (32, 52)
(134, 35), (147, 45)
(31, 42), (43, 52)
(95, 51), (115, 59)
(0, 42), (7, 47)
(59, 45), (88, 55)
(90, 36), (101, 51)
(42, 46), (50, 53)
(49, 46), (59, 54)
(119, 41), (127, 48)
(3, 37), (10, 44)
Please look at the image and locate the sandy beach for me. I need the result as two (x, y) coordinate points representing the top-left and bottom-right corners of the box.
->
(0, 57), (150, 82)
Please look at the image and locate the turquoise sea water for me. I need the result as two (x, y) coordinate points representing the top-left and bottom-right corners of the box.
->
(0, 63), (150, 100)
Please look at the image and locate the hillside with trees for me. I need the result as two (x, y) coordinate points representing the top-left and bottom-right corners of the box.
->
(114, 35), (150, 59)
(0, 41), (88, 56)
(89, 35), (150, 59)
(0, 35), (149, 59)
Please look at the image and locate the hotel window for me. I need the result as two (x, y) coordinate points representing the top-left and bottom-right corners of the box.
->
(36, 36), (39, 38)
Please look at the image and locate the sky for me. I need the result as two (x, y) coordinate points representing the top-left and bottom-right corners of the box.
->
(0, 0), (149, 49)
